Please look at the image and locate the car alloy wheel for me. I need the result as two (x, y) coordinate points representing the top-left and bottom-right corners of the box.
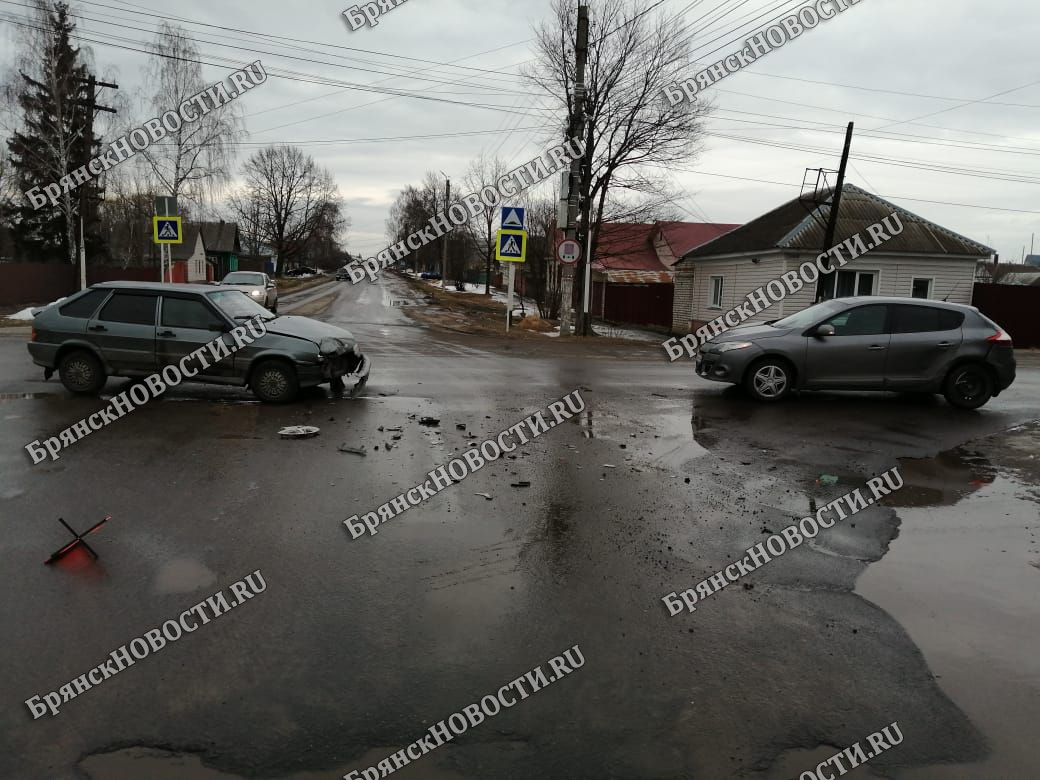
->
(752, 364), (788, 399)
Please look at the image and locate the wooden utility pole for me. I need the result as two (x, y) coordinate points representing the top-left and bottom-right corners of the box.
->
(560, 1), (589, 336)
(75, 74), (118, 290)
(817, 122), (854, 301)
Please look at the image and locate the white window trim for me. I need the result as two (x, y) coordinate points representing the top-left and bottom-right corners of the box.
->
(836, 269), (878, 296)
(910, 277), (934, 299)
(708, 275), (724, 309)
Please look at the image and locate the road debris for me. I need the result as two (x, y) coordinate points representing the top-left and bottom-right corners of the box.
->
(511, 481), (531, 488)
(338, 444), (367, 456)
(419, 417), (441, 427)
(279, 426), (320, 439)
(474, 492), (493, 500)
(818, 474), (840, 486)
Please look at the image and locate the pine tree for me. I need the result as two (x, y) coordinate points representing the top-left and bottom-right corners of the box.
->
(7, 2), (100, 263)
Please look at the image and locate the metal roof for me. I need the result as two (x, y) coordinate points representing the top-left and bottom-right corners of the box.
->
(682, 184), (993, 261)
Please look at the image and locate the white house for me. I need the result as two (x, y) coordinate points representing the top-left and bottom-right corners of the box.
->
(671, 184), (994, 334)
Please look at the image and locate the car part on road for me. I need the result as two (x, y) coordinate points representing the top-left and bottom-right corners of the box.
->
(419, 417), (440, 427)
(58, 350), (106, 394)
(338, 445), (367, 456)
(278, 426), (320, 439)
(45, 515), (110, 564)
(252, 360), (299, 403)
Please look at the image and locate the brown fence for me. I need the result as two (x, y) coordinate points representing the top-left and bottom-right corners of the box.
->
(972, 283), (1040, 348)
(0, 262), (160, 307)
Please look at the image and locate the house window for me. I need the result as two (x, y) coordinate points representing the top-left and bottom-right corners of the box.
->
(911, 277), (933, 299)
(819, 270), (877, 299)
(709, 276), (724, 309)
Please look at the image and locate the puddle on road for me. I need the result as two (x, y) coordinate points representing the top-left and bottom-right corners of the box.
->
(856, 424), (1040, 779)
(153, 558), (217, 595)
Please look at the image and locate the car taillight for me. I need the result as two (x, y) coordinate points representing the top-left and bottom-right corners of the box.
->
(30, 328), (37, 342)
(988, 328), (1012, 346)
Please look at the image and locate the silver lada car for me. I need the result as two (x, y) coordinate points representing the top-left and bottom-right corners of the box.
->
(695, 297), (1015, 409)
(27, 281), (370, 402)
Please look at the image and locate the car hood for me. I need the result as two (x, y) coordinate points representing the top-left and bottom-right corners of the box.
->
(263, 316), (358, 355)
(221, 283), (264, 293)
(702, 323), (794, 351)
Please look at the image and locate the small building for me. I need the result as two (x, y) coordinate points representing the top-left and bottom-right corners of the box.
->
(201, 221), (242, 280)
(167, 224), (208, 283)
(587, 220), (738, 329)
(671, 184), (993, 334)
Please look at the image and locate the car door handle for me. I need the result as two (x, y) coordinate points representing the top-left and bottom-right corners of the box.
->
(936, 341), (953, 349)
(88, 325), (107, 332)
(867, 345), (887, 351)
(158, 330), (176, 337)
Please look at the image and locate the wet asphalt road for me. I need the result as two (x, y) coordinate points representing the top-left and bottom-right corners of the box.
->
(0, 275), (1038, 779)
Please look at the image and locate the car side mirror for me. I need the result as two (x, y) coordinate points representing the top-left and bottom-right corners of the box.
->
(267, 281), (275, 288)
(815, 323), (835, 337)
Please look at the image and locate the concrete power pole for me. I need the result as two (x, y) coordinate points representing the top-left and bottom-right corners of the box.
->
(817, 122), (854, 302)
(74, 75), (118, 291)
(441, 176), (450, 288)
(559, 2), (589, 336)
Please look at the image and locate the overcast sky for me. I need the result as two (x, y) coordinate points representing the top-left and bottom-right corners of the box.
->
(3, 0), (1040, 264)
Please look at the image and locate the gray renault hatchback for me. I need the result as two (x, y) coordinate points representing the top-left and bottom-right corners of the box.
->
(27, 282), (370, 402)
(695, 297), (1015, 409)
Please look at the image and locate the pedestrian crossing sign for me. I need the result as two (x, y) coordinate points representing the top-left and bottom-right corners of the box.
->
(153, 216), (183, 244)
(495, 229), (527, 263)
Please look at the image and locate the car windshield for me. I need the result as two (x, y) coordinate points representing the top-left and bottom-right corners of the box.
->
(771, 299), (847, 330)
(207, 290), (276, 321)
(223, 272), (265, 286)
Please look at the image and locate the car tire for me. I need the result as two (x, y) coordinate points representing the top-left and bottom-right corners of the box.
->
(250, 360), (299, 403)
(58, 349), (106, 394)
(943, 364), (993, 410)
(271, 299), (278, 314)
(745, 358), (793, 402)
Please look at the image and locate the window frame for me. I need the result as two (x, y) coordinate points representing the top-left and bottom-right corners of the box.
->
(819, 303), (890, 337)
(159, 293), (230, 331)
(708, 275), (725, 309)
(910, 277), (934, 299)
(95, 291), (160, 327)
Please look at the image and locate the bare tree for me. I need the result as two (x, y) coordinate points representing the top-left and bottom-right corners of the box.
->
(229, 145), (344, 273)
(526, 0), (712, 309)
(137, 22), (243, 212)
(462, 153), (509, 294)
(385, 177), (441, 272)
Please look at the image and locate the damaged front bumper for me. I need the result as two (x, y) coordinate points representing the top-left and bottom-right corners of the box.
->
(298, 338), (371, 388)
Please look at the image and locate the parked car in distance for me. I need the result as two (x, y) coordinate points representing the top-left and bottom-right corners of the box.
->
(284, 266), (319, 277)
(220, 271), (278, 312)
(420, 271), (442, 280)
(335, 266), (352, 281)
(695, 297), (1015, 409)
(27, 282), (370, 403)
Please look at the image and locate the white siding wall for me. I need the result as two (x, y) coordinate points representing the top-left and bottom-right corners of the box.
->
(185, 236), (207, 282)
(672, 266), (695, 332)
(681, 251), (978, 330)
(690, 252), (787, 325)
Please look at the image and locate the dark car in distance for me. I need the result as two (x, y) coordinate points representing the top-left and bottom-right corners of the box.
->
(27, 282), (370, 403)
(695, 297), (1015, 409)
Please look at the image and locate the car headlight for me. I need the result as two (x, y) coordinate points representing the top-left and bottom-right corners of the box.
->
(250, 289), (262, 297)
(716, 341), (753, 353)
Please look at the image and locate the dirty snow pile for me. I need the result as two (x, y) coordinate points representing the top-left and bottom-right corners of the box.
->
(5, 297), (65, 321)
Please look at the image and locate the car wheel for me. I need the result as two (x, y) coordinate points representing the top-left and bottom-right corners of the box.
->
(58, 350), (106, 394)
(271, 299), (278, 314)
(944, 364), (993, 409)
(250, 360), (299, 403)
(745, 358), (793, 402)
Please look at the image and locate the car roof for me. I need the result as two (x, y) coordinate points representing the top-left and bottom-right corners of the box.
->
(91, 281), (225, 294)
(832, 296), (976, 312)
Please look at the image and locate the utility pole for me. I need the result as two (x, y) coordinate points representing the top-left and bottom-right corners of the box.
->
(817, 121), (853, 302)
(440, 174), (450, 288)
(74, 74), (118, 291)
(560, 1), (589, 336)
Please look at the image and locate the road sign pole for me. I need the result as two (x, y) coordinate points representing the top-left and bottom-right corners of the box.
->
(506, 263), (515, 333)
(581, 227), (593, 327)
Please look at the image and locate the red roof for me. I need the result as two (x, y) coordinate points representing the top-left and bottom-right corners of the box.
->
(593, 222), (661, 271)
(657, 221), (740, 264)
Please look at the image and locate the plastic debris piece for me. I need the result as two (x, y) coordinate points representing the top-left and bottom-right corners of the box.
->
(510, 481), (531, 488)
(338, 444), (367, 456)
(279, 426), (320, 439)
(603, 464), (617, 468)
(456, 423), (467, 430)
(818, 474), (839, 486)
(474, 492), (493, 500)
(419, 417), (441, 427)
